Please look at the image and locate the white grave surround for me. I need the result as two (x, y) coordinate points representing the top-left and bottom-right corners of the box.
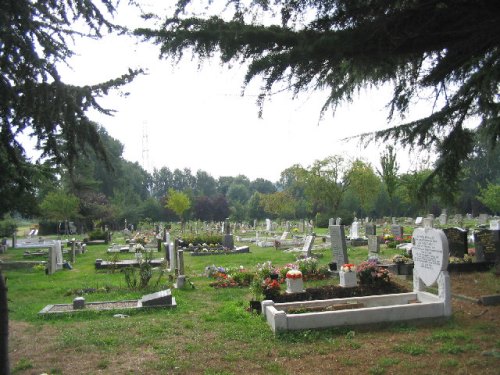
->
(262, 227), (452, 333)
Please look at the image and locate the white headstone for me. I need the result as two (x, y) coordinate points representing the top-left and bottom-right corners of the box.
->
(265, 218), (271, 231)
(302, 235), (314, 257)
(411, 228), (449, 286)
(350, 221), (359, 239)
(415, 217), (423, 225)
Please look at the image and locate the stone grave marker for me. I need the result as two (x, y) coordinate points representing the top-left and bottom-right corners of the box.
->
(391, 224), (403, 239)
(350, 221), (359, 239)
(438, 213), (448, 226)
(474, 229), (500, 263)
(443, 227), (467, 258)
(279, 232), (289, 241)
(330, 225), (348, 267)
(365, 223), (376, 236)
(478, 213), (489, 225)
(140, 289), (173, 307)
(415, 217), (423, 225)
(368, 235), (379, 256)
(222, 218), (234, 249)
(411, 227), (449, 286)
(302, 235), (315, 257)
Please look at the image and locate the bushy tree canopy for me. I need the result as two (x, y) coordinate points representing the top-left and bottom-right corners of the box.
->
(136, 0), (500, 191)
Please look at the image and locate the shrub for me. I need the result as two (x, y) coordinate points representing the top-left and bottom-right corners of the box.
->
(88, 229), (107, 241)
(181, 234), (223, 246)
(356, 260), (391, 287)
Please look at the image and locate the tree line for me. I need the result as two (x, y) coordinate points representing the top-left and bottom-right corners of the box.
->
(5, 125), (496, 234)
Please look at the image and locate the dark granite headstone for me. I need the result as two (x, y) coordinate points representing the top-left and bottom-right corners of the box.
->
(443, 227), (468, 258)
(474, 229), (500, 263)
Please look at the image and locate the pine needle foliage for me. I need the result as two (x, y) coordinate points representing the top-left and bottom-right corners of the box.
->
(136, 0), (500, 192)
(0, 0), (142, 215)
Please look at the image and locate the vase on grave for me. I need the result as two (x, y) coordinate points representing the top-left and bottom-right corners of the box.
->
(286, 270), (305, 294)
(339, 264), (357, 287)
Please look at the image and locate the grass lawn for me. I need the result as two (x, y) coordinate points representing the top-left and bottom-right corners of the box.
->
(2, 232), (500, 374)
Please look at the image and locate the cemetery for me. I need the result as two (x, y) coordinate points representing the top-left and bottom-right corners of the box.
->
(1, 217), (499, 374)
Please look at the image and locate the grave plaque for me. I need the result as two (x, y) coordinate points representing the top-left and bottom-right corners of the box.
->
(412, 227), (449, 286)
(439, 214), (448, 226)
(415, 217), (423, 225)
(391, 225), (403, 239)
(368, 235), (379, 254)
(330, 225), (348, 266)
(443, 227), (467, 258)
(365, 223), (376, 236)
(302, 235), (315, 257)
(474, 229), (500, 263)
(140, 289), (173, 307)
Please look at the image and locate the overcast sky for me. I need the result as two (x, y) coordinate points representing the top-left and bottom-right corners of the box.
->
(56, 1), (433, 182)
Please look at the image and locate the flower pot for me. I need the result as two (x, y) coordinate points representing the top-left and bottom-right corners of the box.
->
(339, 271), (357, 287)
(286, 278), (305, 294)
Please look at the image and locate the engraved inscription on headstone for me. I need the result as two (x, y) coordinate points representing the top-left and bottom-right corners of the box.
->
(412, 228), (449, 286)
(474, 229), (499, 263)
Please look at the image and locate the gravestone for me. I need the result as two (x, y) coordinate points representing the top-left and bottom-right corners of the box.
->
(478, 214), (489, 225)
(279, 232), (289, 241)
(443, 227), (467, 258)
(350, 221), (359, 239)
(438, 213), (448, 226)
(474, 229), (500, 263)
(265, 218), (271, 232)
(368, 235), (379, 256)
(335, 217), (342, 225)
(390, 225), (403, 239)
(330, 225), (348, 266)
(176, 250), (186, 288)
(365, 223), (376, 236)
(415, 217), (423, 225)
(140, 289), (173, 307)
(302, 235), (315, 257)
(73, 297), (85, 310)
(222, 218), (234, 249)
(412, 227), (449, 286)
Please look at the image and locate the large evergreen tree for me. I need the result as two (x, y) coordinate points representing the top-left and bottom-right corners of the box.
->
(136, 0), (500, 190)
(0, 0), (141, 216)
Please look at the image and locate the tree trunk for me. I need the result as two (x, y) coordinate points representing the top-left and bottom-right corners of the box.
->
(0, 270), (9, 374)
